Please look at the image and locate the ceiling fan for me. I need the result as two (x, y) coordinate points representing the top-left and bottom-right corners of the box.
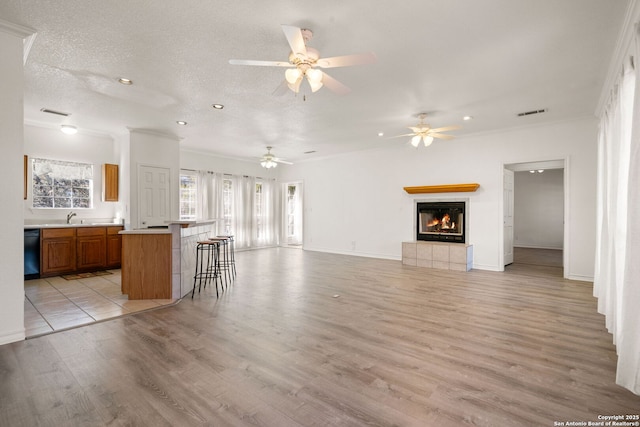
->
(229, 25), (376, 95)
(395, 113), (461, 147)
(260, 146), (292, 168)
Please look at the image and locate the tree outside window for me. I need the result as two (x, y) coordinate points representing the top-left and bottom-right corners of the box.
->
(32, 158), (93, 208)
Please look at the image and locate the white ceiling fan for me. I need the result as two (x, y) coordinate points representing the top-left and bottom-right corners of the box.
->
(260, 146), (292, 168)
(394, 113), (461, 147)
(229, 25), (376, 95)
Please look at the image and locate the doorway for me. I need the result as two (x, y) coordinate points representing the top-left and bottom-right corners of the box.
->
(283, 181), (303, 246)
(503, 160), (566, 277)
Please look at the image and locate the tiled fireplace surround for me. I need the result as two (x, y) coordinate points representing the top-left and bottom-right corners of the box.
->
(402, 241), (473, 272)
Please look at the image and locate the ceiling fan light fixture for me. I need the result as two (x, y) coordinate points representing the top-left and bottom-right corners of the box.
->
(306, 68), (323, 92)
(411, 135), (421, 147)
(261, 159), (278, 169)
(306, 68), (322, 83)
(308, 79), (323, 92)
(423, 136), (434, 147)
(285, 68), (302, 84)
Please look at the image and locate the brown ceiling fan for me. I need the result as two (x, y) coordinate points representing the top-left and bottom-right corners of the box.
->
(229, 25), (376, 95)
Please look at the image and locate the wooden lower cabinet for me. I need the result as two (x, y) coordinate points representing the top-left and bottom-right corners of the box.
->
(76, 227), (107, 271)
(41, 228), (76, 276)
(122, 233), (172, 299)
(106, 226), (123, 268)
(40, 226), (124, 277)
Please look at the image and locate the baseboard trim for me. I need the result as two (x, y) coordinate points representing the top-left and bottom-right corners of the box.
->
(304, 247), (400, 261)
(567, 274), (594, 283)
(0, 328), (25, 346)
(514, 245), (563, 250)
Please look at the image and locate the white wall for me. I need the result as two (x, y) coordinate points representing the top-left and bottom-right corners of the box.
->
(514, 169), (564, 249)
(23, 124), (119, 223)
(278, 117), (598, 280)
(0, 27), (27, 344)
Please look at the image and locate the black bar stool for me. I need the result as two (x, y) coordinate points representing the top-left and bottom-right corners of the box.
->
(192, 240), (221, 298)
(217, 235), (236, 278)
(211, 236), (231, 286)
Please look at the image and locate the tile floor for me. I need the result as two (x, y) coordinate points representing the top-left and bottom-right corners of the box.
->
(24, 270), (177, 338)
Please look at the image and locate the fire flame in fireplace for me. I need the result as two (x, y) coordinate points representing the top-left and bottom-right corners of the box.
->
(427, 214), (456, 230)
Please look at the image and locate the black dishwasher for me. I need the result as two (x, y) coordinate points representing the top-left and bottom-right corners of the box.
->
(24, 229), (40, 280)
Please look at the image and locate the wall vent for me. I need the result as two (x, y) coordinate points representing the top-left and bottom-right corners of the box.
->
(517, 108), (547, 117)
(40, 108), (70, 117)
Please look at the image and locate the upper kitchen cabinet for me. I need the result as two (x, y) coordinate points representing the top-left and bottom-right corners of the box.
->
(102, 163), (119, 202)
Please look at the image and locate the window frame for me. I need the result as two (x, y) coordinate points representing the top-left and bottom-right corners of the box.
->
(31, 157), (94, 209)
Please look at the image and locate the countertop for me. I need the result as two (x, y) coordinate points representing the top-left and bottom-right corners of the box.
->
(24, 223), (124, 229)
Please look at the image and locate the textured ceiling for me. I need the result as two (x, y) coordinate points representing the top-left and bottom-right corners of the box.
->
(0, 0), (629, 163)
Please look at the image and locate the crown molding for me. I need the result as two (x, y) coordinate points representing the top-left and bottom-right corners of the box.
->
(0, 18), (37, 65)
(596, 0), (640, 117)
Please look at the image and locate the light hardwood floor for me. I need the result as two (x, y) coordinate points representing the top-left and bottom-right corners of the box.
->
(2, 248), (638, 426)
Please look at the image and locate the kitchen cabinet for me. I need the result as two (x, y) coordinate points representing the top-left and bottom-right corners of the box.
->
(76, 227), (106, 271)
(121, 232), (172, 299)
(40, 225), (124, 277)
(106, 226), (123, 268)
(41, 228), (76, 276)
(102, 163), (119, 202)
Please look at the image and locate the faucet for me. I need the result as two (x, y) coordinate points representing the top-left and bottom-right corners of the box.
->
(66, 211), (77, 224)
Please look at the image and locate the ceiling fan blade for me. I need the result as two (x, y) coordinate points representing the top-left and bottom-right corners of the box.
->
(229, 59), (291, 67)
(409, 126), (429, 133)
(429, 133), (455, 140)
(274, 159), (293, 165)
(429, 125), (461, 133)
(316, 52), (377, 68)
(281, 25), (307, 56)
(321, 72), (351, 95)
(389, 133), (417, 138)
(273, 80), (290, 96)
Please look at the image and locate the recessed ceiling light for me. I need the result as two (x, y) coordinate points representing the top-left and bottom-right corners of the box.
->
(463, 116), (473, 121)
(117, 77), (133, 85)
(378, 132), (384, 137)
(212, 104), (224, 110)
(176, 121), (187, 125)
(60, 124), (78, 135)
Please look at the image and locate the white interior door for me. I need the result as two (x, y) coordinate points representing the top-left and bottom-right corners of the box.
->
(504, 168), (515, 265)
(139, 165), (171, 228)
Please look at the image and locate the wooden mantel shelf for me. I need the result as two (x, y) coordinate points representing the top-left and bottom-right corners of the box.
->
(403, 183), (480, 194)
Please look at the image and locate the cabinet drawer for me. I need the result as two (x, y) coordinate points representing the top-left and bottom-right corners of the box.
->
(42, 228), (76, 239)
(107, 226), (124, 235)
(77, 227), (106, 237)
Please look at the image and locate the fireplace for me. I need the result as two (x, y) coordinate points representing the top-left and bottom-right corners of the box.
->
(416, 201), (466, 243)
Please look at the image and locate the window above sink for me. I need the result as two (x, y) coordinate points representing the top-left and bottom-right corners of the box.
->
(32, 158), (93, 209)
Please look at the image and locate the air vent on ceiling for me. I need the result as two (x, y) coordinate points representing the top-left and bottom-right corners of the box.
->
(304, 150), (316, 154)
(40, 108), (70, 117)
(517, 108), (547, 117)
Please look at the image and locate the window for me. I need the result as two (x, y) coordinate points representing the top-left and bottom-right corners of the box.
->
(222, 178), (233, 234)
(255, 181), (263, 239)
(32, 158), (93, 208)
(179, 173), (197, 220)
